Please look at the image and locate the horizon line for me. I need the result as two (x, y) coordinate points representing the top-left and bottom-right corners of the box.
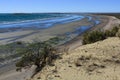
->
(0, 12), (120, 14)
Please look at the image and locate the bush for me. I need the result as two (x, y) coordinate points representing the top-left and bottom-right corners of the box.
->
(16, 41), (23, 45)
(16, 42), (57, 72)
(83, 26), (120, 45)
(104, 30), (113, 37)
(109, 26), (119, 37)
(83, 30), (105, 44)
(116, 29), (120, 38)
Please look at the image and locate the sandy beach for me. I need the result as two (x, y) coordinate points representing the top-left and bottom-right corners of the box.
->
(0, 15), (120, 80)
(0, 15), (99, 44)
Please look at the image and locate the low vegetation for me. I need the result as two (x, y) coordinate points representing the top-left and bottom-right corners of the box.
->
(75, 55), (106, 73)
(15, 37), (63, 73)
(45, 37), (64, 46)
(83, 26), (120, 44)
(0, 41), (27, 62)
(15, 27), (120, 73)
(16, 42), (58, 72)
(116, 29), (120, 38)
(0, 36), (64, 75)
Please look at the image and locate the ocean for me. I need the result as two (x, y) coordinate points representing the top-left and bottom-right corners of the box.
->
(0, 13), (84, 29)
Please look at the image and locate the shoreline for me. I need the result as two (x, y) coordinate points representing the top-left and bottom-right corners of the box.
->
(0, 14), (84, 31)
(0, 16), (92, 67)
(58, 15), (120, 52)
(57, 15), (108, 51)
(0, 15), (118, 80)
(0, 16), (90, 45)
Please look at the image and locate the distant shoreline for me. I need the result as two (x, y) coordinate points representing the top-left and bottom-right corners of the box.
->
(0, 15), (90, 44)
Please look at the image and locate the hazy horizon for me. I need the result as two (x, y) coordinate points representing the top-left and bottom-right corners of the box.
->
(0, 11), (120, 14)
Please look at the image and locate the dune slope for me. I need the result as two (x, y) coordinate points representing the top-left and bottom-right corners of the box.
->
(31, 37), (120, 80)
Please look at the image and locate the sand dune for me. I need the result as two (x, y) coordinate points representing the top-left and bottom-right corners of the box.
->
(31, 37), (120, 80)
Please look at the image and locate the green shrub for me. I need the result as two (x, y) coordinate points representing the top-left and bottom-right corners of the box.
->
(104, 30), (113, 37)
(116, 29), (120, 38)
(83, 30), (105, 44)
(83, 26), (120, 45)
(109, 26), (119, 37)
(46, 37), (64, 45)
(15, 36), (63, 72)
(16, 41), (23, 45)
(16, 42), (58, 72)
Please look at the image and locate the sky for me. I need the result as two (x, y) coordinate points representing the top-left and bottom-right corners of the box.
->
(0, 0), (120, 13)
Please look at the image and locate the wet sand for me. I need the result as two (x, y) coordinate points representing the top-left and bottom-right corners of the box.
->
(0, 17), (92, 44)
(58, 15), (120, 52)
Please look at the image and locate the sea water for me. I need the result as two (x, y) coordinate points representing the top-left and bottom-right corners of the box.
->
(0, 13), (84, 29)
